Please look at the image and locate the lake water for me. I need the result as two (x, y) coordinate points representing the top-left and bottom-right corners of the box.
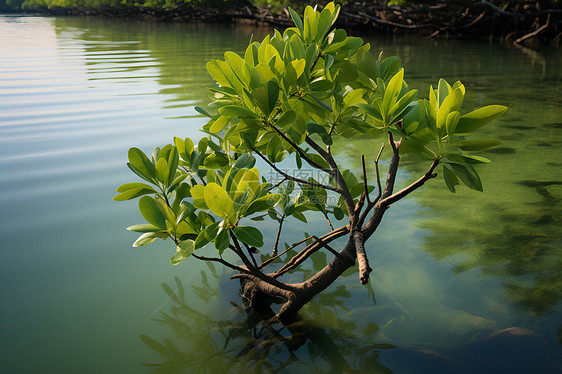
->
(1, 14), (561, 373)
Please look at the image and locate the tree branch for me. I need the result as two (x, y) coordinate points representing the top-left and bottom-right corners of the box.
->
(305, 136), (356, 223)
(312, 235), (340, 258)
(363, 155), (439, 241)
(269, 125), (331, 173)
(266, 177), (287, 192)
(229, 233), (295, 292)
(273, 225), (350, 278)
(358, 142), (385, 228)
(354, 230), (372, 285)
(362, 134), (401, 238)
(192, 253), (250, 274)
(480, 0), (562, 18)
(259, 235), (313, 270)
(252, 147), (340, 193)
(379, 157), (440, 207)
(322, 211), (334, 231)
(273, 215), (285, 256)
(361, 154), (371, 205)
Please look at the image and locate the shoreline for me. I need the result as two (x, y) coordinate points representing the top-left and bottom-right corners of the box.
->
(9, 1), (561, 45)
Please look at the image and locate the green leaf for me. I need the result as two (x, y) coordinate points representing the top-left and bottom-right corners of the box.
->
(252, 85), (270, 116)
(455, 105), (507, 133)
(194, 222), (219, 249)
(267, 81), (279, 115)
(289, 7), (304, 35)
(206, 60), (231, 88)
(378, 56), (401, 80)
(190, 184), (207, 210)
(133, 232), (159, 247)
(210, 115), (229, 133)
(388, 89), (417, 121)
(292, 210), (308, 223)
(382, 68), (404, 117)
(276, 110), (296, 128)
(138, 196), (167, 229)
(203, 153), (230, 170)
(446, 154), (491, 168)
(437, 88), (463, 131)
(324, 54), (335, 71)
(116, 182), (156, 193)
(266, 136), (284, 163)
(445, 111), (461, 135)
(333, 206), (344, 220)
(359, 102), (383, 122)
(198, 138), (208, 153)
(233, 226), (264, 247)
(234, 153), (256, 169)
(214, 228), (230, 255)
(167, 147), (179, 186)
(113, 186), (156, 201)
(170, 240), (195, 265)
(204, 183), (235, 220)
(243, 194), (282, 216)
(307, 94), (333, 113)
(128, 148), (156, 180)
(307, 122), (332, 145)
(437, 78), (450, 107)
(155, 158), (169, 185)
(127, 224), (166, 233)
(305, 153), (330, 169)
(448, 162), (483, 191)
(442, 164), (459, 193)
(194, 106), (212, 117)
(219, 105), (257, 118)
(457, 139), (501, 151)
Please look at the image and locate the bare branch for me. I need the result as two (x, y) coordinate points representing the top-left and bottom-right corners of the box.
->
(228, 233), (294, 292)
(361, 154), (371, 204)
(322, 211), (334, 231)
(358, 142), (385, 228)
(192, 253), (249, 274)
(362, 135), (401, 238)
(241, 241), (260, 269)
(374, 143), (386, 203)
(273, 225), (350, 278)
(228, 239), (256, 272)
(312, 235), (340, 258)
(354, 230), (372, 285)
(258, 235), (313, 270)
(266, 177), (287, 192)
(273, 215), (285, 256)
(379, 158), (440, 207)
(269, 125), (331, 173)
(328, 121), (338, 136)
(363, 155), (440, 240)
(514, 13), (551, 44)
(252, 147), (340, 193)
(305, 136), (356, 223)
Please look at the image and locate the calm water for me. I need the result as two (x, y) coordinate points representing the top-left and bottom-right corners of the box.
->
(1, 14), (561, 373)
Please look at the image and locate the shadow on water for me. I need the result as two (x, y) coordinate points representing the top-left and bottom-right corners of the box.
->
(141, 266), (394, 374)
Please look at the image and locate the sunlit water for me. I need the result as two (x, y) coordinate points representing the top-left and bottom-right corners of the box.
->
(0, 14), (561, 373)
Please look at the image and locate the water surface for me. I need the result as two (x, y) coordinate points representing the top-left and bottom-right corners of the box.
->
(0, 14), (561, 373)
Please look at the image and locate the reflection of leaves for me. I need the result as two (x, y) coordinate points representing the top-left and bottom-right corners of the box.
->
(419, 175), (562, 315)
(141, 269), (393, 373)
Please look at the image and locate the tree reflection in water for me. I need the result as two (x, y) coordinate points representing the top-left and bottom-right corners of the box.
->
(140, 264), (393, 373)
(421, 175), (562, 316)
